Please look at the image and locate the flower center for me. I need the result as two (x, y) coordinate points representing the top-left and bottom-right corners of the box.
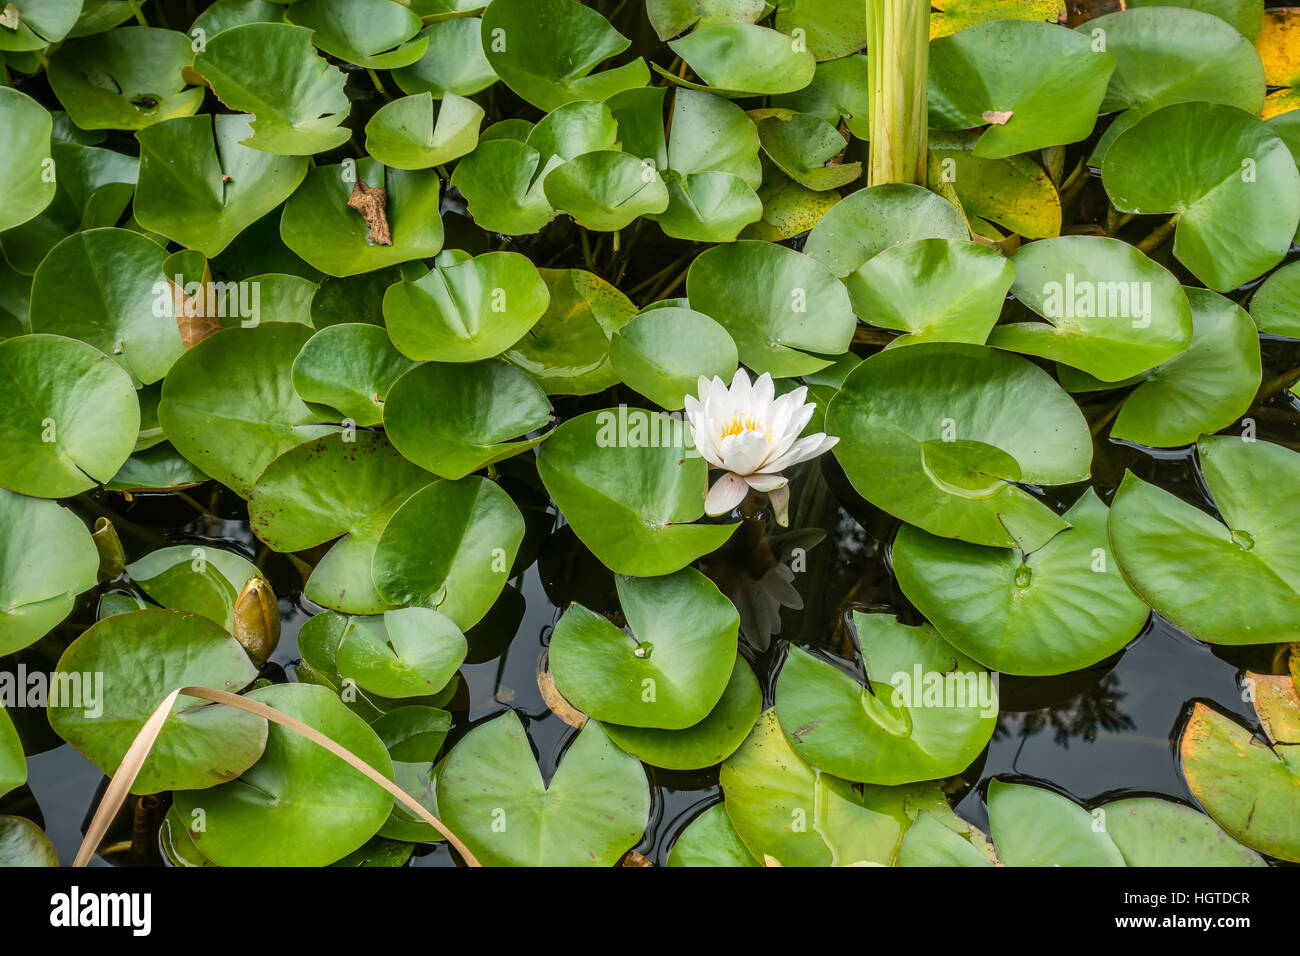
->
(718, 414), (773, 444)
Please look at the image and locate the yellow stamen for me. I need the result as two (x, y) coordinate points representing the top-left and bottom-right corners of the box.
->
(718, 415), (773, 443)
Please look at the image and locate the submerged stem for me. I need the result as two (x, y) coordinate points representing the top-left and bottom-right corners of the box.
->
(866, 0), (929, 186)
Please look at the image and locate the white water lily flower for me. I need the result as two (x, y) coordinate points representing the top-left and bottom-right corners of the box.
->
(684, 368), (838, 526)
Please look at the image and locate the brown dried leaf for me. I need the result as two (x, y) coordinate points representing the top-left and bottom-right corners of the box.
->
(536, 655), (588, 729)
(166, 256), (223, 350)
(981, 110), (1013, 126)
(348, 180), (393, 246)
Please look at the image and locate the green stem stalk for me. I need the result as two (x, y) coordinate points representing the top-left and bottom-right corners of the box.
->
(866, 0), (929, 186)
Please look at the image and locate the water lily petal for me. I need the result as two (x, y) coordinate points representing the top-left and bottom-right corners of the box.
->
(744, 472), (787, 492)
(704, 471), (749, 516)
(768, 483), (791, 527)
(719, 429), (773, 476)
(766, 432), (838, 474)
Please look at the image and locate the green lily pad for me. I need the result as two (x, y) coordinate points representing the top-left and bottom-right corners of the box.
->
(383, 359), (552, 480)
(775, 611), (998, 784)
(280, 160), (444, 277)
(665, 88), (762, 187)
(30, 227), (181, 385)
(291, 322), (418, 427)
(1181, 699), (1300, 862)
(310, 267), (401, 329)
(502, 268), (637, 395)
(1103, 102), (1300, 291)
(655, 170), (764, 242)
(48, 26), (204, 131)
(481, 0), (649, 111)
(536, 409), (738, 577)
(0, 489), (98, 657)
(685, 240), (855, 377)
(720, 709), (939, 866)
(826, 343), (1091, 550)
(897, 810), (997, 866)
(986, 779), (1125, 866)
(666, 802), (761, 867)
(1250, 260), (1300, 336)
(0, 88), (57, 234)
(894, 489), (1149, 676)
(373, 704), (451, 842)
(772, 52), (870, 139)
(191, 22), (351, 155)
(609, 307), (738, 410)
(172, 683), (394, 866)
(603, 655), (761, 770)
(846, 238), (1015, 346)
(49, 608), (267, 795)
(190, 0), (284, 38)
(550, 569), (739, 730)
(333, 607), (466, 699)
(0, 817), (58, 867)
(125, 544), (261, 631)
(992, 235), (1193, 381)
(450, 138), (558, 235)
(437, 711), (650, 867)
(928, 20), (1115, 159)
(664, 24), (816, 96)
(286, 0), (428, 69)
(105, 443), (210, 492)
(927, 130), (1061, 239)
(1101, 796), (1268, 866)
(392, 18), (497, 98)
(134, 114), (309, 258)
(754, 110), (859, 191)
(1109, 437), (1300, 645)
(250, 431), (434, 615)
(365, 92), (483, 170)
(0, 0), (81, 51)
(159, 324), (338, 497)
(773, 0), (866, 61)
(372, 476), (525, 629)
(0, 333), (139, 498)
(542, 151), (670, 232)
(0, 705), (23, 799)
(646, 0), (766, 40)
(1129, 0), (1262, 40)
(1083, 8), (1265, 164)
(383, 251), (549, 361)
(527, 100), (619, 166)
(804, 183), (970, 278)
(1098, 287), (1261, 447)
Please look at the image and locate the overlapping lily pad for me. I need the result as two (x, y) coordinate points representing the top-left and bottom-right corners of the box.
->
(438, 711), (651, 866)
(666, 802), (760, 867)
(543, 151), (670, 232)
(894, 489), (1149, 676)
(663, 24), (816, 95)
(775, 612), (998, 783)
(609, 307), (738, 409)
(1249, 259), (1300, 337)
(49, 608), (267, 794)
(365, 92), (483, 170)
(291, 322), (418, 427)
(125, 545), (262, 632)
(826, 343), (1091, 551)
(392, 18), (497, 98)
(0, 817), (58, 867)
(0, 88), (57, 234)
(1110, 437), (1300, 645)
(333, 607), (466, 699)
(286, 0), (428, 69)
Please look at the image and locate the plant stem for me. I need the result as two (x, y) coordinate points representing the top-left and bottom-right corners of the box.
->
(127, 0), (149, 26)
(866, 0), (928, 186)
(367, 68), (391, 101)
(1137, 213), (1180, 254)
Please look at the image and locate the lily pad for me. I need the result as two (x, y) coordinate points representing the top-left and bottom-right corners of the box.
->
(125, 544), (261, 630)
(449, 138), (558, 235)
(503, 268), (637, 395)
(0, 88), (57, 234)
(280, 160), (444, 277)
(603, 655), (761, 770)
(1109, 437), (1300, 645)
(609, 307), (738, 410)
(655, 171), (764, 242)
(754, 111), (859, 192)
(134, 114), (309, 258)
(846, 238), (1015, 346)
(0, 705), (22, 799)
(392, 18), (497, 99)
(897, 810), (996, 866)
(285, 0), (428, 70)
(365, 92), (484, 170)
(0, 0), (81, 51)
(383, 359), (553, 479)
(160, 324), (338, 497)
(928, 20), (1115, 159)
(1257, 7), (1300, 118)
(1248, 259), (1300, 337)
(992, 235), (1193, 381)
(685, 240), (855, 377)
(383, 251), (549, 361)
(250, 431), (434, 615)
(804, 183), (969, 278)
(894, 489), (1149, 676)
(191, 22), (351, 155)
(172, 683), (394, 867)
(646, 0), (766, 41)
(291, 322), (418, 427)
(771, 52), (870, 139)
(48, 26), (204, 131)
(986, 779), (1125, 866)
(550, 569), (739, 730)
(29, 227), (181, 385)
(826, 343), (1091, 550)
(372, 476), (525, 629)
(1101, 796), (1268, 866)
(481, 0), (649, 111)
(775, 611), (998, 783)
(1102, 102), (1300, 291)
(0, 489), (98, 656)
(0, 817), (58, 867)
(334, 607), (466, 699)
(666, 802), (760, 867)
(930, 0), (1064, 39)
(49, 608), (267, 794)
(927, 130), (1061, 239)
(664, 23), (816, 96)
(373, 705), (451, 843)
(0, 333), (139, 498)
(773, 0), (866, 62)
(542, 151), (670, 232)
(536, 409), (738, 577)
(437, 711), (651, 867)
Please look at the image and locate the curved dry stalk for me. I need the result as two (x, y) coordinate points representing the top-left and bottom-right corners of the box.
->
(73, 685), (481, 868)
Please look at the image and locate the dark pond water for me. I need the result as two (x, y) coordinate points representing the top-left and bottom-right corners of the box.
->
(7, 344), (1297, 865)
